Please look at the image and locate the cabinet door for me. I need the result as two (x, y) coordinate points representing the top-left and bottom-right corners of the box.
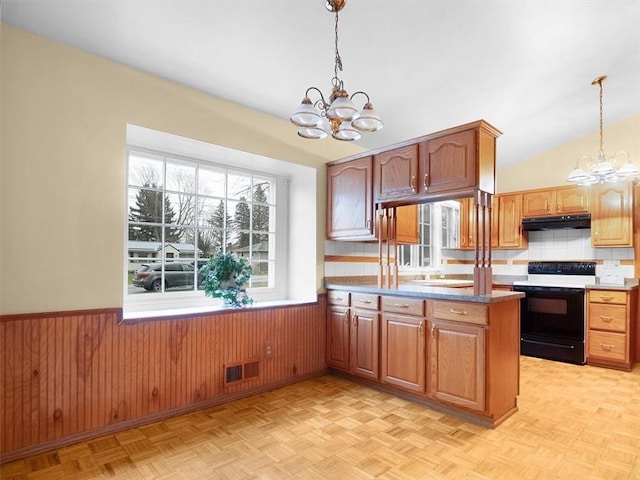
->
(591, 183), (633, 247)
(373, 145), (419, 202)
(350, 309), (380, 380)
(381, 313), (426, 393)
(422, 129), (476, 194)
(396, 205), (419, 244)
(458, 198), (473, 250)
(498, 193), (525, 248)
(327, 157), (374, 240)
(327, 306), (350, 370)
(556, 186), (589, 214)
(522, 189), (555, 217)
(429, 320), (485, 412)
(376, 205), (419, 244)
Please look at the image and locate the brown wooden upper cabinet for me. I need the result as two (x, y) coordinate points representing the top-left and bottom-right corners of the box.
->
(327, 157), (419, 242)
(373, 144), (419, 202)
(327, 157), (375, 241)
(498, 193), (527, 249)
(522, 185), (589, 217)
(590, 183), (633, 247)
(421, 129), (477, 195)
(372, 121), (500, 205)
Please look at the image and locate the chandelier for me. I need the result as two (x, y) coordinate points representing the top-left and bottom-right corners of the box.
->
(289, 0), (383, 141)
(566, 75), (639, 186)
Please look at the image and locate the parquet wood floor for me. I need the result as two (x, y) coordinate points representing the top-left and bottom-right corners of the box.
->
(2, 356), (639, 479)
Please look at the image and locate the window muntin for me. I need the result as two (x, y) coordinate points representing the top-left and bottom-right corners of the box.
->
(126, 149), (278, 298)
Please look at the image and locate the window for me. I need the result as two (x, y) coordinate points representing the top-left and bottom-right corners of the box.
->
(127, 149), (277, 292)
(124, 124), (318, 317)
(398, 201), (460, 270)
(126, 148), (281, 303)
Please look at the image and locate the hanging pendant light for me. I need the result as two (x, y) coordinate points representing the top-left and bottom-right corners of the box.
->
(289, 0), (383, 141)
(566, 75), (638, 186)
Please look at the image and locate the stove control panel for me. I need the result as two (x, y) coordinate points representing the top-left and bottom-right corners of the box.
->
(527, 261), (596, 276)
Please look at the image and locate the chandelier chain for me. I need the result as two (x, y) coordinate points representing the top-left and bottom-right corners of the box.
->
(598, 78), (604, 153)
(334, 10), (343, 80)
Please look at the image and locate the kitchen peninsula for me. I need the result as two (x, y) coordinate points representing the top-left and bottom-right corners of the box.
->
(324, 120), (524, 427)
(324, 280), (523, 427)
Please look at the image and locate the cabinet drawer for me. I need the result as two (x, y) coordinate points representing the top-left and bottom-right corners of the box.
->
(351, 293), (380, 310)
(588, 331), (627, 362)
(588, 303), (627, 332)
(588, 290), (627, 305)
(432, 301), (487, 325)
(381, 296), (424, 316)
(327, 290), (350, 306)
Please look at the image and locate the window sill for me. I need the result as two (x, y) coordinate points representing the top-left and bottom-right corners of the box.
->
(122, 298), (318, 323)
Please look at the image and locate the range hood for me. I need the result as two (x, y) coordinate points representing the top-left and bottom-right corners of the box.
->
(522, 213), (591, 231)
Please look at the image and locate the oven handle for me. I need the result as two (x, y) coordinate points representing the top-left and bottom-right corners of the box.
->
(521, 338), (576, 349)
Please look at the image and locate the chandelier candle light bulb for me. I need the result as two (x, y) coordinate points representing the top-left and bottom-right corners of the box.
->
(290, 0), (383, 141)
(566, 75), (639, 186)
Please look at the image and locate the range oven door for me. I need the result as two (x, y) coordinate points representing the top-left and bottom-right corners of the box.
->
(513, 285), (585, 365)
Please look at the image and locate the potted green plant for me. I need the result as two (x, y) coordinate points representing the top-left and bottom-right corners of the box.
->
(199, 249), (254, 307)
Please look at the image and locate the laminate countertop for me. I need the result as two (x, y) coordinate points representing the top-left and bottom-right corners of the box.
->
(587, 278), (639, 291)
(324, 281), (524, 304)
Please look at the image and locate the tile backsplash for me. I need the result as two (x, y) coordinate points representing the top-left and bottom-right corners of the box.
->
(324, 228), (636, 280)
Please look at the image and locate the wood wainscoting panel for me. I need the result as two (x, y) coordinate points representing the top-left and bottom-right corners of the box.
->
(0, 299), (327, 462)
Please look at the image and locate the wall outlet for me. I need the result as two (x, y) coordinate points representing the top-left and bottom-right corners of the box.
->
(507, 259), (513, 267)
(265, 341), (273, 358)
(603, 260), (620, 268)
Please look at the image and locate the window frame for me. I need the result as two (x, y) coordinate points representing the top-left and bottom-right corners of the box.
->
(124, 147), (289, 314)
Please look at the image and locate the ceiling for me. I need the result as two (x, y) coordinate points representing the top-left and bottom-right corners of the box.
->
(2, 0), (640, 169)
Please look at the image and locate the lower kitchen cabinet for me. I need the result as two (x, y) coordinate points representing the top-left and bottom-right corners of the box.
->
(327, 291), (381, 380)
(381, 313), (426, 393)
(380, 296), (426, 393)
(429, 319), (485, 411)
(326, 291), (350, 371)
(350, 293), (381, 380)
(326, 289), (521, 427)
(586, 288), (638, 371)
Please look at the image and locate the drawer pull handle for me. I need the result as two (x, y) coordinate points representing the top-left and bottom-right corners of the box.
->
(423, 173), (429, 190)
(418, 321), (424, 335)
(600, 343), (614, 351)
(600, 316), (613, 322)
(410, 176), (416, 193)
(359, 299), (372, 304)
(394, 303), (410, 308)
(334, 297), (343, 301)
(600, 296), (614, 301)
(449, 309), (468, 316)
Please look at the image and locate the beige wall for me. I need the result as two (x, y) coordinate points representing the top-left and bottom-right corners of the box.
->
(2, 25), (639, 314)
(0, 25), (363, 314)
(497, 114), (640, 193)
